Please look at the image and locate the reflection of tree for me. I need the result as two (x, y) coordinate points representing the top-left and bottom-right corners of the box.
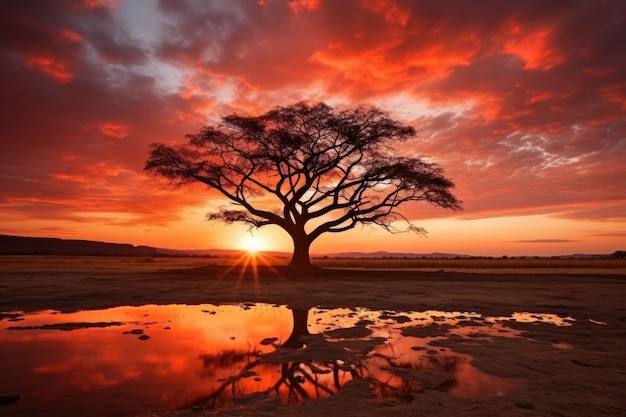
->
(271, 356), (365, 405)
(194, 350), (262, 408)
(189, 308), (464, 410)
(280, 308), (309, 349)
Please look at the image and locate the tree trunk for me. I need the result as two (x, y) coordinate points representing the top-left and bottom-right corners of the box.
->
(289, 234), (312, 267)
(281, 308), (310, 349)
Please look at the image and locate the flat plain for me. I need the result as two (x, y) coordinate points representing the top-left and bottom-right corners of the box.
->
(1, 255), (625, 417)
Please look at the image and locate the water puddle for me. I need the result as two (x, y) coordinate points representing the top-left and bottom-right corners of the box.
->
(0, 304), (577, 416)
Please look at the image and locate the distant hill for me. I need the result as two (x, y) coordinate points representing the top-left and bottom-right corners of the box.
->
(0, 234), (290, 258)
(0, 234), (616, 259)
(0, 234), (159, 256)
(320, 250), (469, 259)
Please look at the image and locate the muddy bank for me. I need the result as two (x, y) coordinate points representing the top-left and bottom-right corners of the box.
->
(1, 262), (625, 417)
(1, 265), (624, 318)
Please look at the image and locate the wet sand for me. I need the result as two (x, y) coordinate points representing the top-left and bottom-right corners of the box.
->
(0, 257), (625, 416)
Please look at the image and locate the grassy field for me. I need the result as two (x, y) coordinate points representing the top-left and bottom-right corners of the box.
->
(313, 256), (626, 270)
(0, 254), (625, 274)
(0, 255), (228, 272)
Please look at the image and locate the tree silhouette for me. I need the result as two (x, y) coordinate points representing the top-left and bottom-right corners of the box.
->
(145, 102), (461, 267)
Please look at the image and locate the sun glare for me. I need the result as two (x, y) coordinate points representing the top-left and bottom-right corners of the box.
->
(241, 236), (266, 253)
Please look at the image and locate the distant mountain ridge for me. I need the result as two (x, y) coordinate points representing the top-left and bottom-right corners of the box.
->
(0, 234), (159, 256)
(0, 235), (460, 258)
(0, 234), (287, 258)
(0, 234), (615, 258)
(0, 235), (467, 258)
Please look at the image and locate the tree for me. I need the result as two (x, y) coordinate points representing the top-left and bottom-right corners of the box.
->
(611, 250), (625, 259)
(145, 102), (461, 267)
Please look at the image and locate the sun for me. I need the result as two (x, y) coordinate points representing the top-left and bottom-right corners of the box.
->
(240, 236), (266, 254)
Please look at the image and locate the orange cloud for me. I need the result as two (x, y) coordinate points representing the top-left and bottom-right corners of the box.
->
(504, 28), (564, 70)
(52, 174), (90, 184)
(310, 37), (476, 96)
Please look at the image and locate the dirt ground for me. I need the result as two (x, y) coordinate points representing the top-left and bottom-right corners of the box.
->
(1, 256), (625, 416)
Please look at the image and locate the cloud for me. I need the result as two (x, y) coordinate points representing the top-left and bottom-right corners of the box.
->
(287, 0), (321, 14)
(25, 55), (74, 82)
(97, 123), (131, 138)
(585, 231), (626, 238)
(505, 239), (579, 244)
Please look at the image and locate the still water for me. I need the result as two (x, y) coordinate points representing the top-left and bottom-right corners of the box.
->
(0, 304), (575, 416)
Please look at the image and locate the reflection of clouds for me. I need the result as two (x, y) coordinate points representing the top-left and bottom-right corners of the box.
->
(195, 305), (561, 408)
(508, 312), (575, 326)
(0, 303), (586, 414)
(0, 304), (292, 412)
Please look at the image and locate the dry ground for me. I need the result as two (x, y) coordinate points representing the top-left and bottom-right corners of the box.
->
(1, 255), (625, 417)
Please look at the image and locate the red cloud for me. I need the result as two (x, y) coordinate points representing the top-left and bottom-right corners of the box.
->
(58, 29), (83, 42)
(81, 0), (122, 9)
(288, 0), (321, 14)
(25, 55), (73, 82)
(359, 0), (410, 26)
(98, 123), (131, 138)
(503, 28), (564, 70)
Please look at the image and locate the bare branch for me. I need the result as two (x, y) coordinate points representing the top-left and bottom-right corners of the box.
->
(145, 102), (461, 267)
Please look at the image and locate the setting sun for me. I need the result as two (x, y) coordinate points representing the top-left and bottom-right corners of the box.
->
(0, 1), (624, 416)
(240, 236), (266, 253)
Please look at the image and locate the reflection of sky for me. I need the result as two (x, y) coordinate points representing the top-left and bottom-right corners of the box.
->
(1, 304), (293, 416)
(0, 304), (580, 416)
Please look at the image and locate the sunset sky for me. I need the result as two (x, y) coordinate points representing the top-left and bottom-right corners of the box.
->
(1, 0), (625, 256)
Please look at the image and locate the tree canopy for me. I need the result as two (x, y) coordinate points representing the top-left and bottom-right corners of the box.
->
(145, 102), (462, 267)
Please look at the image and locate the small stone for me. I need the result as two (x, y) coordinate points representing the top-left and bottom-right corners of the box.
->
(138, 335), (150, 341)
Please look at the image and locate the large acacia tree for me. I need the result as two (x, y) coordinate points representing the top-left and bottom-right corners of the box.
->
(145, 102), (461, 267)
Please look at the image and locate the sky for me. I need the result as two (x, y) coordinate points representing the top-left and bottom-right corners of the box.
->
(1, 0), (625, 256)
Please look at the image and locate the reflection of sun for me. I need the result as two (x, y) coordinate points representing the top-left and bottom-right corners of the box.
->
(241, 236), (266, 254)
